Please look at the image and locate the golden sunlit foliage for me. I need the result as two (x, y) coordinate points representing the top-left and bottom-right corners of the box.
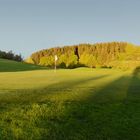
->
(28, 42), (140, 69)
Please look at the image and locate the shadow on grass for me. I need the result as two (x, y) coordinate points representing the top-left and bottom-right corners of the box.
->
(126, 66), (140, 102)
(0, 74), (110, 139)
(0, 75), (108, 104)
(56, 68), (140, 140)
(1, 68), (140, 140)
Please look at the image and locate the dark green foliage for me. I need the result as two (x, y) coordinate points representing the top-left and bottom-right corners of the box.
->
(30, 42), (140, 69)
(0, 50), (23, 62)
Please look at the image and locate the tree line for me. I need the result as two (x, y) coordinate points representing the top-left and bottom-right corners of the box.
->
(0, 50), (23, 62)
(27, 42), (140, 69)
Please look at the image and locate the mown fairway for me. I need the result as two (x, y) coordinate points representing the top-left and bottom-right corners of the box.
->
(0, 59), (140, 140)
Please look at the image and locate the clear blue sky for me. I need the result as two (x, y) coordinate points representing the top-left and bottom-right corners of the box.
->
(0, 0), (140, 58)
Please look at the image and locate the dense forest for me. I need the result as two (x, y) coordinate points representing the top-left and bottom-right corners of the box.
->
(0, 50), (23, 62)
(26, 42), (140, 69)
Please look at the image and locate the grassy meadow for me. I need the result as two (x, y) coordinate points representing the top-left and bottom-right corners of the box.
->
(0, 59), (140, 140)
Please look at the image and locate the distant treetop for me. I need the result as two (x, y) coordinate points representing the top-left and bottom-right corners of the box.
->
(0, 50), (23, 62)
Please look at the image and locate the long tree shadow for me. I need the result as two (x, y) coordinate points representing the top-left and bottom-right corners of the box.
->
(52, 69), (140, 140)
(77, 68), (140, 140)
(42, 68), (140, 140)
(126, 66), (140, 102)
(55, 76), (132, 140)
(0, 74), (109, 139)
(0, 74), (108, 105)
(1, 69), (140, 140)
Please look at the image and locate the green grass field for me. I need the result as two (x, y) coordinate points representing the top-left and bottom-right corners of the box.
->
(0, 59), (140, 140)
(0, 59), (47, 72)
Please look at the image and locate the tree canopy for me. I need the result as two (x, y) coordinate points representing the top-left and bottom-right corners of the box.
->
(27, 42), (140, 69)
(0, 50), (23, 62)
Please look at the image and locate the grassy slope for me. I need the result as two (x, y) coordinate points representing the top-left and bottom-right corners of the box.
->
(0, 58), (47, 72)
(0, 60), (139, 139)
